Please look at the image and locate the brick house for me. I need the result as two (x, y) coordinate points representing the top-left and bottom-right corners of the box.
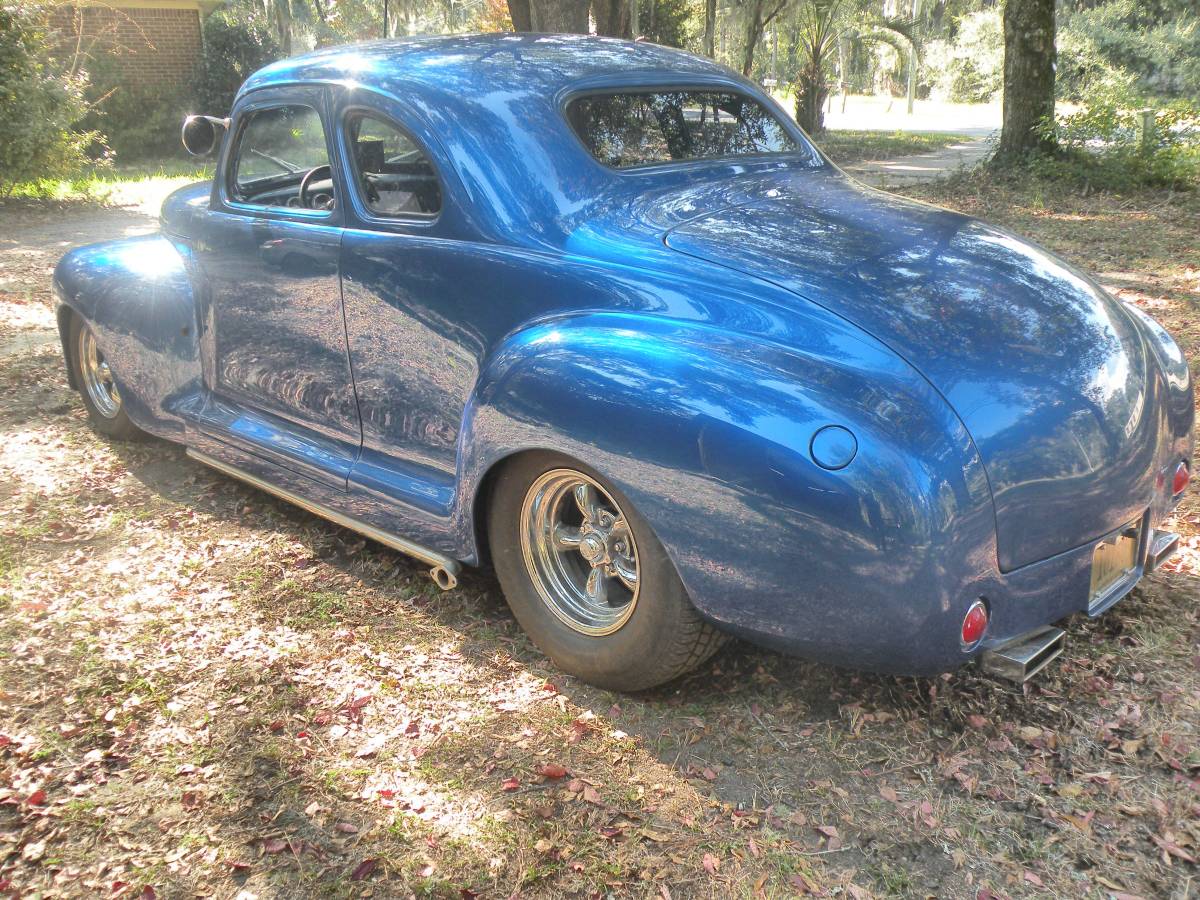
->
(47, 0), (220, 88)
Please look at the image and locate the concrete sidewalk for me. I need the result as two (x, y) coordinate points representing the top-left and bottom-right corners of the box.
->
(842, 133), (995, 187)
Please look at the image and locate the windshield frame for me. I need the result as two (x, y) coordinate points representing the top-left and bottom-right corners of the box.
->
(219, 87), (341, 222)
(558, 81), (821, 175)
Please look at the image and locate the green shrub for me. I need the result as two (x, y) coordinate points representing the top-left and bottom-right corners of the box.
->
(1031, 99), (1200, 191)
(79, 54), (191, 163)
(194, 9), (281, 116)
(0, 4), (100, 196)
(77, 7), (280, 163)
(925, 9), (1003, 104)
(1058, 0), (1200, 103)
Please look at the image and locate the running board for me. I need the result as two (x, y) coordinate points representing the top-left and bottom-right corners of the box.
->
(186, 449), (461, 590)
(979, 626), (1065, 683)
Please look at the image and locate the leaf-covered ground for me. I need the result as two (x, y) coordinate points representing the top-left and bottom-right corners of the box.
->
(0, 176), (1198, 898)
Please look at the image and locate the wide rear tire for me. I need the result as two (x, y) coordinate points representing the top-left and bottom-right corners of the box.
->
(488, 452), (725, 692)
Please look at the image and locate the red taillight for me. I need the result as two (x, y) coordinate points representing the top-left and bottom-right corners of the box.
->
(1173, 462), (1190, 496)
(961, 600), (988, 646)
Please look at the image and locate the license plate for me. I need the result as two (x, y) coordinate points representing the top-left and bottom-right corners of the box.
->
(1089, 523), (1140, 612)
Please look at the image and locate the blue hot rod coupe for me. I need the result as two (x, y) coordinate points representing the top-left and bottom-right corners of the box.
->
(54, 34), (1193, 690)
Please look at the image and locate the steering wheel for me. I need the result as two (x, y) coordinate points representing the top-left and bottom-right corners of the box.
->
(298, 164), (334, 210)
(361, 172), (381, 207)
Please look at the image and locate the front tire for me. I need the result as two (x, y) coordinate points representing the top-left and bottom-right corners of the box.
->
(67, 314), (144, 441)
(489, 452), (725, 691)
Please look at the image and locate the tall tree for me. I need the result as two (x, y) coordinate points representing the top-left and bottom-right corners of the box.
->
(738, 0), (789, 77)
(997, 0), (1057, 158)
(506, 0), (532, 30)
(792, 0), (844, 133)
(703, 0), (717, 56)
(594, 0), (631, 37)
(904, 0), (918, 113)
(272, 0), (293, 54)
(506, 0), (590, 31)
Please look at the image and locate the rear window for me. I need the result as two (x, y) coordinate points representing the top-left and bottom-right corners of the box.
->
(565, 90), (800, 169)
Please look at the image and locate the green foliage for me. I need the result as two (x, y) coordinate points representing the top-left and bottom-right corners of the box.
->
(791, 0), (846, 133)
(0, 4), (100, 196)
(71, 6), (279, 163)
(1058, 0), (1200, 103)
(1029, 98), (1200, 191)
(79, 54), (191, 163)
(641, 0), (701, 50)
(924, 8), (1002, 103)
(194, 8), (282, 115)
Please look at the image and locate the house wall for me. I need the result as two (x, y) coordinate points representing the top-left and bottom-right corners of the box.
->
(47, 2), (204, 87)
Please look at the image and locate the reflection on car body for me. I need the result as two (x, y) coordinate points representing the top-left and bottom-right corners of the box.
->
(53, 34), (1193, 690)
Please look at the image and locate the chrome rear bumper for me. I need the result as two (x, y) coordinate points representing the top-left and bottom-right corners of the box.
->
(981, 528), (1180, 683)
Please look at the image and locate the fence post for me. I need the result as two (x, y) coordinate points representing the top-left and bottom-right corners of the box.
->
(1137, 109), (1156, 151)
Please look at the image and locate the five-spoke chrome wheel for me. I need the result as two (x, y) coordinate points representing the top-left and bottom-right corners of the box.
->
(78, 325), (122, 419)
(520, 468), (640, 635)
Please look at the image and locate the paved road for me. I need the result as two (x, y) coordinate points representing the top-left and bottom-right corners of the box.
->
(843, 133), (995, 187)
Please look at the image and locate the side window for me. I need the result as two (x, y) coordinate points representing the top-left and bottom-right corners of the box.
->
(346, 113), (441, 218)
(231, 105), (333, 209)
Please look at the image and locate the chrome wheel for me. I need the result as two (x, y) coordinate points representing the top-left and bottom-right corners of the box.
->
(78, 325), (122, 419)
(520, 468), (640, 636)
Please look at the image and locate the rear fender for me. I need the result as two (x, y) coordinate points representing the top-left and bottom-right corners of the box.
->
(53, 234), (202, 439)
(456, 312), (996, 673)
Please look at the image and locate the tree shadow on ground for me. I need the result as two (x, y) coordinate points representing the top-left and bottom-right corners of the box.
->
(98, 418), (1200, 900)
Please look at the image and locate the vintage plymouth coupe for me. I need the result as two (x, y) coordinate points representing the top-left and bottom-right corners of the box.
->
(54, 35), (1192, 690)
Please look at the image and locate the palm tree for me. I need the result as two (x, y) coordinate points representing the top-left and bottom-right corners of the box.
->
(792, 0), (845, 133)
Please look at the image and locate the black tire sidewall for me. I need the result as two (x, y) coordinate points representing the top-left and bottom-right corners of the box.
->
(488, 451), (699, 691)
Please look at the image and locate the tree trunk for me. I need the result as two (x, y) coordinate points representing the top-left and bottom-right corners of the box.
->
(528, 0), (591, 32)
(906, 0), (918, 114)
(593, 0), (630, 37)
(703, 0), (716, 56)
(905, 42), (916, 113)
(273, 0), (292, 55)
(506, 0), (532, 31)
(629, 0), (638, 37)
(740, 0), (786, 79)
(997, 0), (1056, 158)
(795, 59), (828, 134)
(741, 0), (768, 77)
(838, 33), (848, 111)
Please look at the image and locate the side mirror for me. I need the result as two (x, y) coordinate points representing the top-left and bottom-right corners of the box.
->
(181, 115), (230, 157)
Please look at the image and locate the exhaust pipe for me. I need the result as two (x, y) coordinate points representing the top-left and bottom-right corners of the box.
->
(1148, 529), (1180, 572)
(979, 626), (1065, 683)
(430, 565), (458, 591)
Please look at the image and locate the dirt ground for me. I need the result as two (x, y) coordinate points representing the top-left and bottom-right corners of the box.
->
(1, 179), (1198, 899)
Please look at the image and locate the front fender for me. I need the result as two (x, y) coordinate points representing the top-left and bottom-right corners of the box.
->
(456, 312), (997, 675)
(54, 234), (202, 439)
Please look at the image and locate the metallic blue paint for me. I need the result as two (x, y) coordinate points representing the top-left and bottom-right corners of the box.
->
(53, 34), (1193, 676)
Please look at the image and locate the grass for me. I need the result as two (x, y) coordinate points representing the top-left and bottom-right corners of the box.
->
(1, 164), (1199, 897)
(2, 157), (213, 203)
(813, 129), (975, 165)
(0, 132), (976, 203)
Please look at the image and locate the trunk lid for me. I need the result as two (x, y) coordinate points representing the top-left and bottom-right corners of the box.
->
(664, 175), (1157, 571)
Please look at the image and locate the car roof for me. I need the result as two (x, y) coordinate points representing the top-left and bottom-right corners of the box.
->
(236, 34), (808, 250)
(240, 33), (735, 101)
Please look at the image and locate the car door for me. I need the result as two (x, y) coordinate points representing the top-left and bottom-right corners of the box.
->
(191, 86), (362, 489)
(332, 95), (488, 550)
